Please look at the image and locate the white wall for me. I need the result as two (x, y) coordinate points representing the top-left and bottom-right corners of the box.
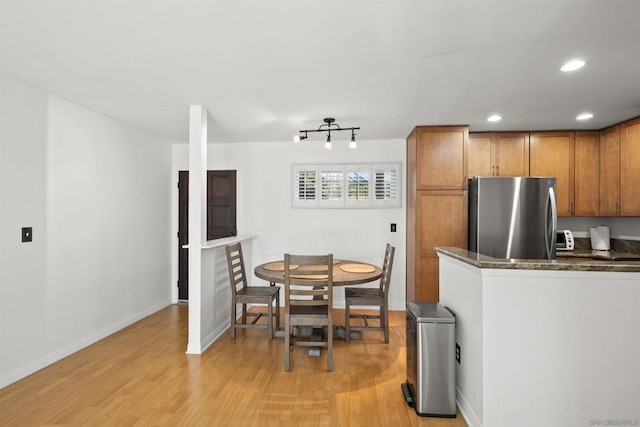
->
(0, 74), (174, 388)
(558, 216), (640, 240)
(172, 138), (407, 310)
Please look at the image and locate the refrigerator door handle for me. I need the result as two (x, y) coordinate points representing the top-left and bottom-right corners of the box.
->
(544, 186), (558, 259)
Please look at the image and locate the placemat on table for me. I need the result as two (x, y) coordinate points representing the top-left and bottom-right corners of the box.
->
(340, 263), (376, 273)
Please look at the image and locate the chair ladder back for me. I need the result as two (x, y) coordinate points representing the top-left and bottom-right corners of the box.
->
(225, 243), (247, 294)
(283, 253), (334, 371)
(380, 244), (395, 297)
(284, 253), (333, 309)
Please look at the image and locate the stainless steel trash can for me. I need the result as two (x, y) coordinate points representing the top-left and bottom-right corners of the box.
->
(402, 301), (456, 417)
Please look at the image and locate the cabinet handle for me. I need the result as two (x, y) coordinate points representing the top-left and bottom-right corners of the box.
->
(491, 165), (495, 176)
(496, 165), (499, 176)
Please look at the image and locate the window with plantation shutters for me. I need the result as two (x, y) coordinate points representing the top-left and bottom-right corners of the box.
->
(320, 166), (344, 207)
(372, 163), (400, 207)
(346, 165), (370, 207)
(292, 165), (318, 207)
(292, 162), (401, 208)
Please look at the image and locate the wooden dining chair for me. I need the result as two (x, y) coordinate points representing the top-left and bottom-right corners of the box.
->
(283, 253), (334, 372)
(344, 244), (395, 343)
(225, 242), (280, 340)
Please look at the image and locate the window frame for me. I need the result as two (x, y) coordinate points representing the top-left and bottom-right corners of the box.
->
(292, 162), (401, 209)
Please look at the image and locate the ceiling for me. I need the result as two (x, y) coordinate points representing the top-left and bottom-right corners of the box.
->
(2, 0), (640, 144)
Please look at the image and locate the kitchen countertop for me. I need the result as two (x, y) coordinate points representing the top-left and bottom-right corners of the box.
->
(436, 247), (640, 272)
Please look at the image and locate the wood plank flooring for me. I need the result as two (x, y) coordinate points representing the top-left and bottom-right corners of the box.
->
(0, 304), (467, 426)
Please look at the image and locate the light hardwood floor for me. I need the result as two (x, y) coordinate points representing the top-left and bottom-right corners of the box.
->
(0, 304), (467, 426)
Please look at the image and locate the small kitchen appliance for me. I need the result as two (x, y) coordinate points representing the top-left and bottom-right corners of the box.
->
(590, 225), (611, 251)
(556, 230), (574, 251)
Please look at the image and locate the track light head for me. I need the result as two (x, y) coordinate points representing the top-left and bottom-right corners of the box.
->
(324, 134), (332, 150)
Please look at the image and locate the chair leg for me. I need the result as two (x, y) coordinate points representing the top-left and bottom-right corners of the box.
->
(383, 304), (389, 344)
(284, 318), (291, 372)
(344, 299), (350, 342)
(327, 320), (333, 372)
(267, 301), (273, 340)
(241, 303), (247, 324)
(275, 296), (280, 330)
(230, 302), (236, 339)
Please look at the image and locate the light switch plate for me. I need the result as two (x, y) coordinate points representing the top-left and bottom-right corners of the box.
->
(22, 227), (32, 242)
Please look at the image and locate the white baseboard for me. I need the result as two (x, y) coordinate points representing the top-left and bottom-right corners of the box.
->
(200, 321), (230, 353)
(456, 388), (482, 427)
(0, 299), (172, 390)
(185, 319), (231, 355)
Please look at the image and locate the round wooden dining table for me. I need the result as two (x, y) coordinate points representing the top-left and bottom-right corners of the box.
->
(254, 259), (382, 286)
(254, 258), (383, 347)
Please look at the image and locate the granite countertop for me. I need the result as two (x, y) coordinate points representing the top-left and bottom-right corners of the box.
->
(436, 247), (640, 272)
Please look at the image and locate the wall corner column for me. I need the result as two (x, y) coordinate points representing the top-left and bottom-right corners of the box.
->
(186, 105), (207, 354)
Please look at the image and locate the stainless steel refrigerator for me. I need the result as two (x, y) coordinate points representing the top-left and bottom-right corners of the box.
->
(468, 176), (557, 259)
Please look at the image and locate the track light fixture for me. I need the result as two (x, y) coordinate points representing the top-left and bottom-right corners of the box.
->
(293, 117), (360, 150)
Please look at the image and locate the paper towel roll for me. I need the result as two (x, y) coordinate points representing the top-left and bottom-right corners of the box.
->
(590, 225), (610, 250)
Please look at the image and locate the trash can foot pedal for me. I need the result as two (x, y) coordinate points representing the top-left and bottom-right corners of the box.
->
(401, 382), (414, 407)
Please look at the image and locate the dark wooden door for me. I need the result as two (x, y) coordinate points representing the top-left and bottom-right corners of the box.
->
(207, 170), (237, 239)
(177, 170), (237, 301)
(178, 171), (190, 300)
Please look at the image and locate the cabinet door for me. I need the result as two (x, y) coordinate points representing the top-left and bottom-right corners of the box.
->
(530, 132), (575, 216)
(574, 131), (599, 216)
(416, 190), (467, 301)
(621, 117), (640, 215)
(417, 256), (440, 302)
(416, 126), (468, 189)
(468, 134), (493, 177)
(600, 125), (620, 216)
(494, 133), (530, 177)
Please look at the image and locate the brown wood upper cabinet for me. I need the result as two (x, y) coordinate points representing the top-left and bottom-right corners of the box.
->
(529, 131), (575, 216)
(468, 132), (530, 178)
(621, 117), (640, 215)
(600, 125), (621, 215)
(574, 131), (600, 216)
(411, 126), (468, 189)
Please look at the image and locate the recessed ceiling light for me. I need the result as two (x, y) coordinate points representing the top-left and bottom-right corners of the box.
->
(576, 113), (594, 120)
(561, 59), (586, 72)
(487, 115), (502, 122)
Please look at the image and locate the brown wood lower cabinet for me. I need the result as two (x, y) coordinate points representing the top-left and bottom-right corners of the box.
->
(417, 256), (440, 301)
(409, 190), (467, 301)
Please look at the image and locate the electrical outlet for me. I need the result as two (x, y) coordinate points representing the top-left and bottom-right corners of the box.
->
(22, 227), (33, 242)
(456, 343), (461, 364)
(390, 223), (397, 232)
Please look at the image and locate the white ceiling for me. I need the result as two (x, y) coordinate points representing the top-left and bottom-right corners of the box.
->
(2, 0), (640, 144)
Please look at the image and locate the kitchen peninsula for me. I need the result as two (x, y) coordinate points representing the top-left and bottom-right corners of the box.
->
(436, 247), (640, 427)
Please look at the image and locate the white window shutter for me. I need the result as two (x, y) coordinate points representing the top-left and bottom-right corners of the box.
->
(292, 165), (318, 207)
(372, 163), (401, 207)
(319, 165), (344, 207)
(346, 164), (371, 207)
